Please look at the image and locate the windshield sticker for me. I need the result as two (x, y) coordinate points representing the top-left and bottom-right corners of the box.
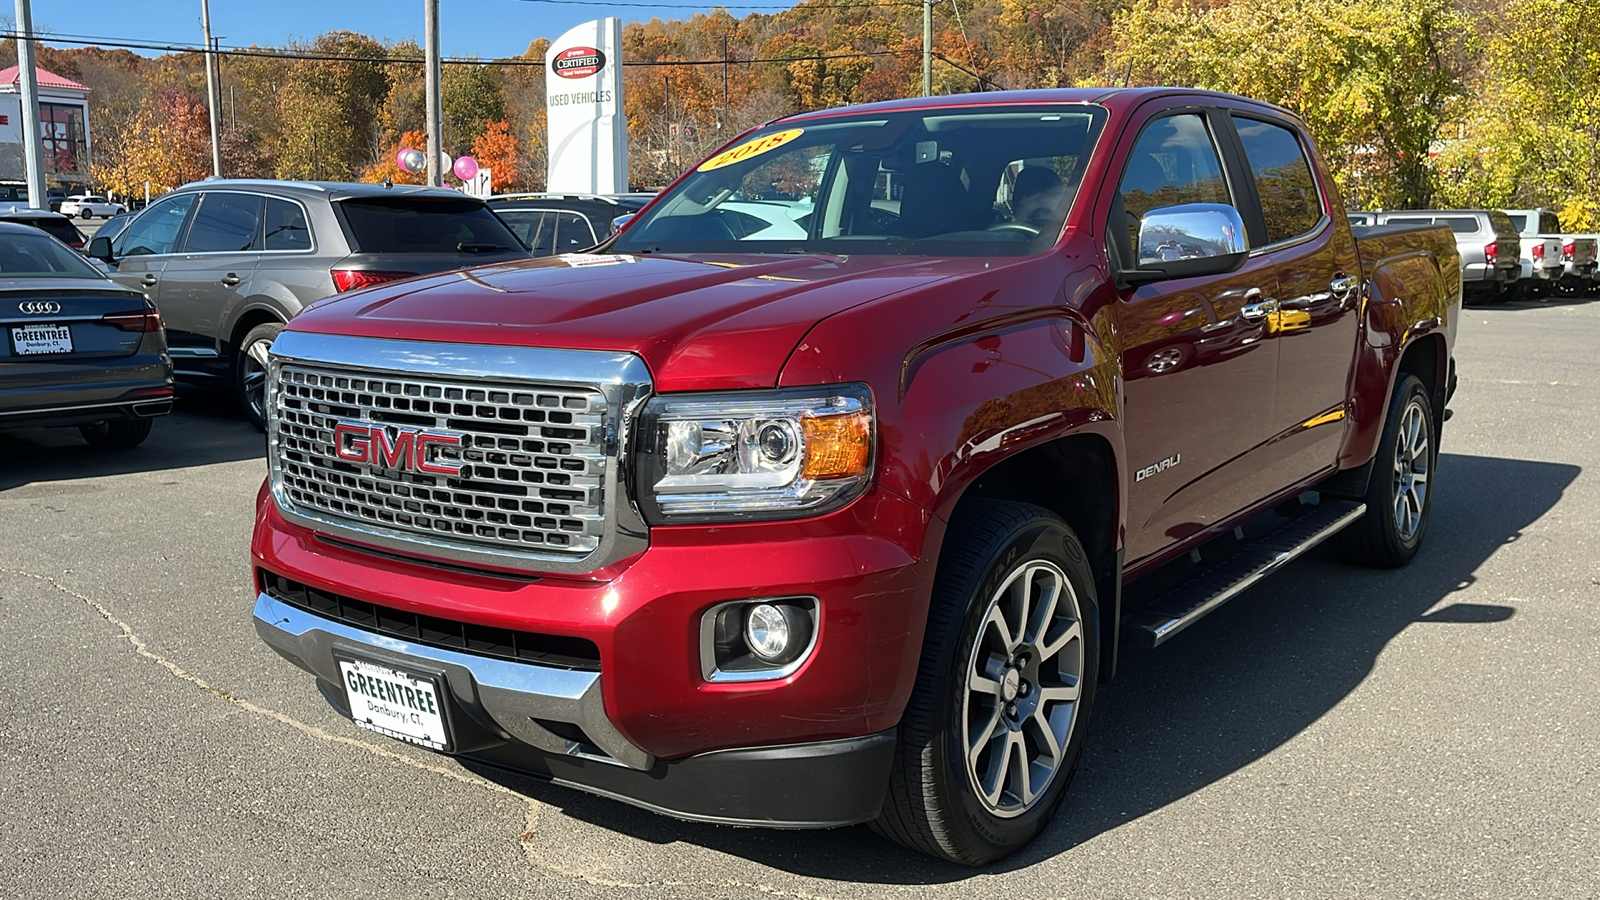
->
(697, 129), (805, 172)
(560, 253), (638, 267)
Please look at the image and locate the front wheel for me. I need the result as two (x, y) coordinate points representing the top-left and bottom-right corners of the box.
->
(873, 500), (1099, 865)
(1334, 373), (1436, 567)
(235, 321), (282, 432)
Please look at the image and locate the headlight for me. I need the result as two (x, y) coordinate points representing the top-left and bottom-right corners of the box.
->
(634, 385), (874, 523)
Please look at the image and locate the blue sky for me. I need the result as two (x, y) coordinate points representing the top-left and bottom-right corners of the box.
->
(26, 0), (778, 61)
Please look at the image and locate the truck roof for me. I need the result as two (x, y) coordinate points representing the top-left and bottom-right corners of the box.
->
(779, 87), (1300, 124)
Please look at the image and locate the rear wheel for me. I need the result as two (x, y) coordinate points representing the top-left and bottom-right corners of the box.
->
(79, 209), (93, 220)
(873, 500), (1098, 864)
(78, 418), (153, 450)
(1333, 373), (1435, 567)
(235, 321), (282, 432)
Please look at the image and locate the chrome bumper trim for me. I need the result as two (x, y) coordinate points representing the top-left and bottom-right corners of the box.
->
(252, 592), (652, 770)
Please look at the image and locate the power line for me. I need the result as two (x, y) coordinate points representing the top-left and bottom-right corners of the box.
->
(2, 30), (909, 68)
(502, 0), (923, 9)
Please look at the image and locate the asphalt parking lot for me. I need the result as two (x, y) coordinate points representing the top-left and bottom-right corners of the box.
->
(1, 297), (1597, 899)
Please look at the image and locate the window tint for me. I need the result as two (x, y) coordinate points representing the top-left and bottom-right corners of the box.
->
(1439, 216), (1482, 234)
(14, 216), (84, 246)
(0, 230), (101, 277)
(1383, 217), (1433, 226)
(1509, 214), (1527, 231)
(338, 198), (520, 253)
(264, 197), (312, 250)
(116, 193), (197, 256)
(1118, 113), (1231, 220)
(1233, 117), (1322, 244)
(1540, 211), (1561, 233)
(553, 212), (597, 252)
(182, 192), (263, 252)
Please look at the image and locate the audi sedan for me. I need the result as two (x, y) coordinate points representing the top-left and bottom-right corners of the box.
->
(0, 221), (173, 449)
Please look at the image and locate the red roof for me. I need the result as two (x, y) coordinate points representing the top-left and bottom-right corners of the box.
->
(0, 65), (91, 92)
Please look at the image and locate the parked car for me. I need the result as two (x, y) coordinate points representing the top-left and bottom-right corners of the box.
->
(1505, 208), (1597, 296)
(0, 208), (88, 250)
(93, 209), (137, 247)
(251, 88), (1461, 864)
(0, 221), (173, 448)
(46, 187), (67, 212)
(86, 179), (530, 430)
(1376, 209), (1519, 304)
(488, 192), (653, 256)
(60, 194), (127, 219)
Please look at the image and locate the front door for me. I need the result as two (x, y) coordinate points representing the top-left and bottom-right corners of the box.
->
(159, 191), (264, 359)
(1113, 109), (1284, 563)
(104, 192), (199, 324)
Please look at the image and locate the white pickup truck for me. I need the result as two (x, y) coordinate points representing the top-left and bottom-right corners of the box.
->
(1506, 208), (1598, 296)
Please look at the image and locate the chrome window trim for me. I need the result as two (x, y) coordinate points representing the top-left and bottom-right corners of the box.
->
(266, 331), (653, 576)
(1228, 113), (1330, 256)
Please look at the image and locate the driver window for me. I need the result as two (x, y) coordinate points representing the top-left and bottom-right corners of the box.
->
(1114, 113), (1231, 263)
(115, 193), (198, 257)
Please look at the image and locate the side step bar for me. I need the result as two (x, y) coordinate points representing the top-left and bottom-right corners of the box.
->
(1126, 500), (1367, 647)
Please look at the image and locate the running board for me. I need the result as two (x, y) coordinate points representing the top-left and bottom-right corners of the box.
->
(1126, 500), (1367, 648)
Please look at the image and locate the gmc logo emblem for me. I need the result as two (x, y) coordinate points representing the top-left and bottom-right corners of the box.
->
(333, 422), (463, 476)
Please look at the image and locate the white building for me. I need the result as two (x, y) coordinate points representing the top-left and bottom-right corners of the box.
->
(0, 65), (93, 190)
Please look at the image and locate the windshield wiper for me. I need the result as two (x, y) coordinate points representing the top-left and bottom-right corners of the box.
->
(457, 242), (510, 252)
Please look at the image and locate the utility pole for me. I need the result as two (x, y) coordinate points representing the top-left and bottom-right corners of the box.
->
(201, 0), (223, 177)
(721, 35), (729, 132)
(12, 0), (46, 206)
(922, 0), (932, 97)
(423, 0), (443, 187)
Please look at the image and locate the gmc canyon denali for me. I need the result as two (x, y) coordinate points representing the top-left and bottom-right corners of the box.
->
(250, 88), (1460, 864)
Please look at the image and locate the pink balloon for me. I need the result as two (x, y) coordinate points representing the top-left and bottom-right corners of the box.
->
(453, 155), (479, 181)
(396, 148), (425, 174)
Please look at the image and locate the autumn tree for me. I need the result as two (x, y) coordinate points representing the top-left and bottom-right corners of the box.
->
(360, 129), (428, 185)
(471, 119), (521, 191)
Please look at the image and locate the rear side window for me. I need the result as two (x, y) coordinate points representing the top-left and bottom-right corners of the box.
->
(264, 198), (312, 250)
(1233, 117), (1322, 244)
(16, 217), (84, 246)
(1540, 211), (1561, 233)
(1383, 216), (1433, 227)
(1509, 214), (1528, 231)
(1440, 217), (1482, 234)
(0, 230), (100, 276)
(338, 198), (520, 253)
(494, 209), (550, 252)
(182, 192), (263, 252)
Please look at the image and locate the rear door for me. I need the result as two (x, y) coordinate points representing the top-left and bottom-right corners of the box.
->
(1112, 107), (1284, 562)
(1227, 112), (1363, 483)
(105, 192), (198, 314)
(158, 190), (263, 356)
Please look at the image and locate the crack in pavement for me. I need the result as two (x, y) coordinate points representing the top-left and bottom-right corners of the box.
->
(0, 565), (845, 900)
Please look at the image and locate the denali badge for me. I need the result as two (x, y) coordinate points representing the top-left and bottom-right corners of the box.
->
(333, 422), (464, 476)
(18, 301), (62, 314)
(1135, 453), (1181, 482)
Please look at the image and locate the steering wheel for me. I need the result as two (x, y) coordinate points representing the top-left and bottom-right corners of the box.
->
(986, 222), (1040, 236)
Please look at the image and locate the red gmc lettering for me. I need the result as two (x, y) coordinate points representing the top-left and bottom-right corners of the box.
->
(332, 423), (461, 475)
(333, 422), (369, 463)
(414, 434), (464, 475)
(371, 429), (414, 469)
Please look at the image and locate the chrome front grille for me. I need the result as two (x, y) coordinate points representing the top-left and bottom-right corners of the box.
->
(266, 332), (653, 574)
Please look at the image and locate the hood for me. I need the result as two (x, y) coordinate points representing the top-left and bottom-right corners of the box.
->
(288, 252), (978, 391)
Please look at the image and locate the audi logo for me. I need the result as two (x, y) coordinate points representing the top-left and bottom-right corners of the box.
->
(18, 301), (62, 315)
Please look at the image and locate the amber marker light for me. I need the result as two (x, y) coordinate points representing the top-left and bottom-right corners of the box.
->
(801, 411), (872, 479)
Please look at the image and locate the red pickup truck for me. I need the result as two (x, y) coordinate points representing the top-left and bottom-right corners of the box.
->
(251, 88), (1460, 864)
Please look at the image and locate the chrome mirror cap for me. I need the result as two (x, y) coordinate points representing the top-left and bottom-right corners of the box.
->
(1137, 202), (1249, 266)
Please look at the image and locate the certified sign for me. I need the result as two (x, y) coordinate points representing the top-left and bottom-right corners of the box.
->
(553, 46), (605, 79)
(698, 129), (805, 172)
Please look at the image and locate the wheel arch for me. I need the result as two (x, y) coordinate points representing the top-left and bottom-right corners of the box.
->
(227, 305), (287, 369)
(944, 432), (1124, 683)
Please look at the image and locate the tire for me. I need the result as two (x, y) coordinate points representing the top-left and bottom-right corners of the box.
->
(1333, 373), (1436, 568)
(78, 418), (153, 450)
(79, 209), (92, 220)
(873, 500), (1099, 865)
(235, 321), (283, 432)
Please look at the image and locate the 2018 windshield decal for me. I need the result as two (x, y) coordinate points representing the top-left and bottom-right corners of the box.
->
(697, 129), (805, 172)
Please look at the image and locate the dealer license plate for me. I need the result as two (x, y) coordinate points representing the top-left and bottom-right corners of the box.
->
(12, 324), (72, 355)
(338, 657), (451, 750)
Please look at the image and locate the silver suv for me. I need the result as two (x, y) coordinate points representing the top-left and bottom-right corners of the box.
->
(1376, 209), (1521, 304)
(87, 180), (530, 428)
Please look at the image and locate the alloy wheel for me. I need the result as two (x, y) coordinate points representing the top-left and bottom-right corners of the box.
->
(242, 338), (273, 422)
(1391, 397), (1430, 542)
(961, 560), (1085, 817)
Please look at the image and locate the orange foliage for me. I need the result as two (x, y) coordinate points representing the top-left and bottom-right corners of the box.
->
(471, 120), (521, 191)
(361, 129), (428, 185)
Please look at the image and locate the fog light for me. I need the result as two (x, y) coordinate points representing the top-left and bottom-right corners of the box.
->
(744, 603), (790, 662)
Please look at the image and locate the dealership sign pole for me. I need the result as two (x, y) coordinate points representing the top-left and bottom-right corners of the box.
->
(545, 18), (628, 194)
(12, 0), (46, 207)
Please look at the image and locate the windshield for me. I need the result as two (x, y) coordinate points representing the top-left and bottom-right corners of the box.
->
(0, 230), (103, 277)
(612, 105), (1107, 257)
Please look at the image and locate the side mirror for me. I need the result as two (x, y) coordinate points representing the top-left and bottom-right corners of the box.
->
(87, 235), (115, 263)
(610, 213), (637, 235)
(1124, 203), (1249, 286)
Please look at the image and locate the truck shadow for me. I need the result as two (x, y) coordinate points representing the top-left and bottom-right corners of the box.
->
(466, 451), (1576, 884)
(0, 386), (264, 493)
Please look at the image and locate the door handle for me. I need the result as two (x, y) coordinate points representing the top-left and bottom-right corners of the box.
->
(1240, 297), (1279, 320)
(220, 273), (242, 287)
(1331, 273), (1360, 301)
(140, 274), (158, 287)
